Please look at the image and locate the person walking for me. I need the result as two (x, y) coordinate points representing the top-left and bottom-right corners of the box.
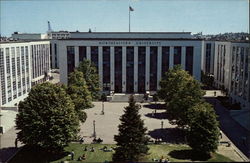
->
(71, 150), (75, 160)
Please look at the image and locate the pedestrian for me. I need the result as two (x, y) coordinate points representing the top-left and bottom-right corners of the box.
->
(214, 91), (217, 97)
(220, 131), (223, 139)
(15, 138), (18, 148)
(71, 150), (75, 160)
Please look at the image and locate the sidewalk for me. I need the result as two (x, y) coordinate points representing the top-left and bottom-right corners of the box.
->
(217, 130), (248, 161)
(204, 90), (250, 161)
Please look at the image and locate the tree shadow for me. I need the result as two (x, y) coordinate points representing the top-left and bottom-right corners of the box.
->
(143, 104), (166, 110)
(0, 147), (19, 163)
(8, 145), (69, 163)
(168, 149), (211, 161)
(144, 112), (169, 120)
(148, 128), (187, 144)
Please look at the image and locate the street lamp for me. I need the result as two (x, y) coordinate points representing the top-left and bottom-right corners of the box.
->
(101, 101), (104, 115)
(161, 120), (164, 129)
(93, 120), (96, 138)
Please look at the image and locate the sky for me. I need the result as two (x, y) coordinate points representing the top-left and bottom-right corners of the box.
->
(0, 0), (249, 37)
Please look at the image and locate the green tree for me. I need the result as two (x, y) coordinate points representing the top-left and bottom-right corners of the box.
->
(77, 59), (100, 100)
(113, 95), (149, 162)
(187, 102), (220, 157)
(68, 70), (93, 122)
(16, 82), (79, 152)
(158, 65), (205, 127)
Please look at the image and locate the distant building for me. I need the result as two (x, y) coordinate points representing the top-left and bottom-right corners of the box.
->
(12, 32), (48, 40)
(0, 40), (51, 107)
(56, 32), (202, 94)
(47, 31), (71, 39)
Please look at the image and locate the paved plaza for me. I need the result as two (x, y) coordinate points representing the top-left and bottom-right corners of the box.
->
(79, 100), (247, 162)
(80, 101), (174, 144)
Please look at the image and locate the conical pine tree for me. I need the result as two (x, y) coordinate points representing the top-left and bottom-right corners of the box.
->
(113, 95), (149, 162)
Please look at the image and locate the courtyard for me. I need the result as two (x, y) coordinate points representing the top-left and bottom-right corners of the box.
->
(79, 101), (176, 144)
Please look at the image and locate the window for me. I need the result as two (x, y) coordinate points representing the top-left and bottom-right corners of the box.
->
(114, 47), (122, 93)
(150, 47), (157, 91)
(185, 47), (193, 75)
(162, 47), (169, 77)
(103, 47), (111, 91)
(126, 47), (134, 93)
(67, 46), (75, 76)
(138, 47), (146, 93)
(174, 46), (181, 65)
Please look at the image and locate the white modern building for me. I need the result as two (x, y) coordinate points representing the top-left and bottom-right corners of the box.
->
(229, 42), (250, 109)
(57, 32), (203, 94)
(203, 40), (250, 109)
(0, 40), (51, 107)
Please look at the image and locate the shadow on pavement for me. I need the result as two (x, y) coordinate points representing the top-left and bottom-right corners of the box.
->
(0, 147), (19, 163)
(143, 104), (166, 110)
(144, 112), (169, 120)
(148, 128), (187, 144)
(168, 149), (210, 161)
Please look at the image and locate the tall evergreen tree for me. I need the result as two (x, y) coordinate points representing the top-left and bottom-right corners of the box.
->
(113, 95), (149, 162)
(16, 82), (79, 152)
(68, 70), (93, 122)
(187, 102), (220, 157)
(77, 59), (100, 100)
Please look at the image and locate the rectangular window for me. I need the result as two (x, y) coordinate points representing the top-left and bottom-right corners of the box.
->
(114, 47), (122, 93)
(174, 46), (181, 65)
(126, 47), (134, 93)
(162, 46), (170, 77)
(205, 43), (211, 74)
(0, 48), (6, 105)
(185, 47), (193, 75)
(150, 47), (157, 91)
(67, 46), (75, 76)
(79, 46), (86, 62)
(138, 47), (146, 93)
(91, 46), (99, 72)
(103, 47), (111, 91)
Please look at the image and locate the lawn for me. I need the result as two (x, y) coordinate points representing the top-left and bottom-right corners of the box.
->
(10, 143), (233, 163)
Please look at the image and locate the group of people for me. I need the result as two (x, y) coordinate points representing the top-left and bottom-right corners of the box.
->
(92, 137), (103, 143)
(152, 156), (170, 163)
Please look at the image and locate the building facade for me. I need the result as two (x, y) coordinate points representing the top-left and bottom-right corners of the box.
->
(207, 40), (250, 109)
(0, 40), (51, 107)
(229, 42), (250, 109)
(57, 32), (203, 94)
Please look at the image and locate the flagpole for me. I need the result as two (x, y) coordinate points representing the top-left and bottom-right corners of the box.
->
(129, 6), (131, 32)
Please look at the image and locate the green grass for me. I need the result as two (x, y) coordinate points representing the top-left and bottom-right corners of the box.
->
(10, 143), (234, 163)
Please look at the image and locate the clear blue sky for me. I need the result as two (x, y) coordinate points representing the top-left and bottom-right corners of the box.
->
(0, 0), (249, 37)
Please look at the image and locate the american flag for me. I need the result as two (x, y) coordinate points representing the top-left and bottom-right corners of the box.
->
(129, 6), (134, 11)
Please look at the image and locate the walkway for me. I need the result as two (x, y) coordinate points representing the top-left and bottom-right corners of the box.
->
(205, 91), (250, 160)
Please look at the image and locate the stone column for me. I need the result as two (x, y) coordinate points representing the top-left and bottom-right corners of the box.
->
(145, 47), (150, 91)
(86, 46), (91, 60)
(134, 46), (138, 93)
(157, 46), (162, 90)
(74, 46), (79, 67)
(169, 46), (174, 69)
(181, 46), (186, 70)
(110, 46), (115, 91)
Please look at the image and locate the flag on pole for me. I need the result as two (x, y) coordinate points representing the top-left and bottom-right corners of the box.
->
(129, 6), (134, 11)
